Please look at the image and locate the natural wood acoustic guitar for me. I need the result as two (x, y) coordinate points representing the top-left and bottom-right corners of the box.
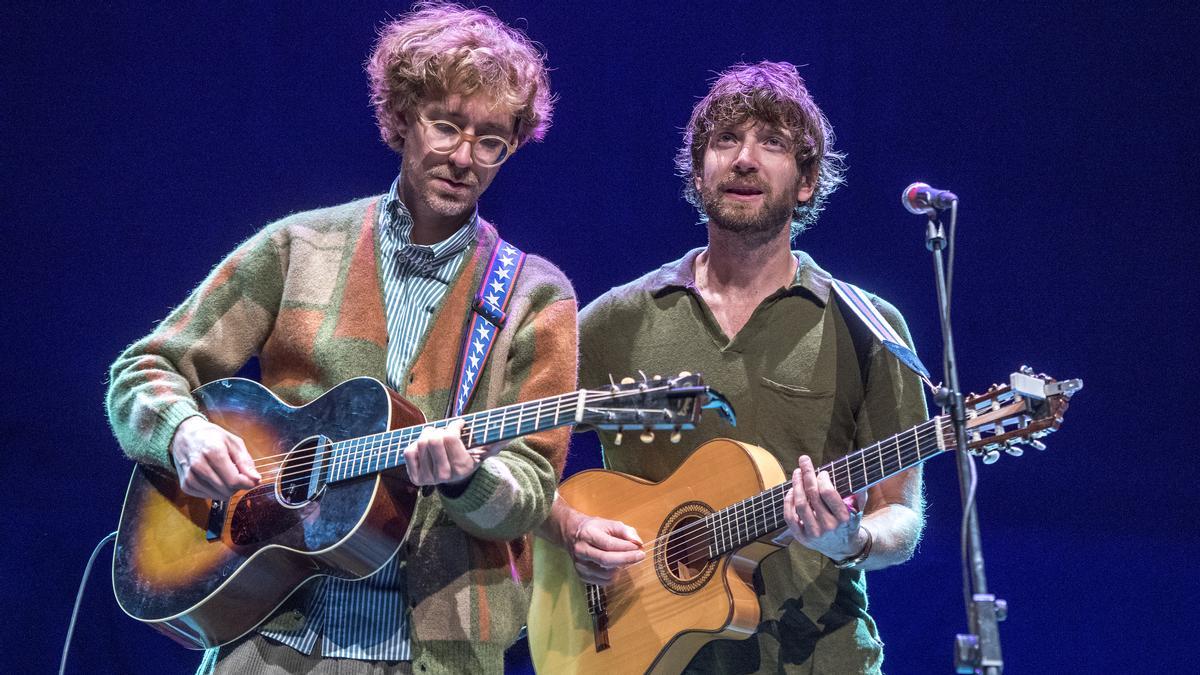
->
(529, 368), (1081, 674)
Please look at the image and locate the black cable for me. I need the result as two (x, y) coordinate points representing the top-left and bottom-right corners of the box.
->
(960, 452), (978, 616)
(60, 531), (117, 675)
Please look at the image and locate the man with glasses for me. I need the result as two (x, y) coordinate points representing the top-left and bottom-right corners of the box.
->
(106, 3), (576, 673)
(539, 61), (927, 673)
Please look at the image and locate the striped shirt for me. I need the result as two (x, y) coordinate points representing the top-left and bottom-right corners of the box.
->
(260, 176), (477, 660)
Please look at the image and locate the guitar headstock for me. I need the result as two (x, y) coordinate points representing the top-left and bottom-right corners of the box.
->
(580, 372), (736, 445)
(962, 366), (1083, 463)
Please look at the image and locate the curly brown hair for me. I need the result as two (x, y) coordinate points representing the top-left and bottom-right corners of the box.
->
(366, 2), (554, 154)
(676, 61), (846, 238)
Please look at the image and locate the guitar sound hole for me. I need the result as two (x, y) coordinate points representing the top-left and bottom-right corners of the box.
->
(275, 435), (332, 507)
(664, 515), (709, 581)
(654, 501), (718, 595)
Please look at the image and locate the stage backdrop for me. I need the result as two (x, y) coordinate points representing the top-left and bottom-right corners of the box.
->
(3, 2), (1196, 673)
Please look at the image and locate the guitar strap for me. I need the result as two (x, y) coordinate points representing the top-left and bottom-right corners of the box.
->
(831, 278), (936, 392)
(446, 238), (527, 417)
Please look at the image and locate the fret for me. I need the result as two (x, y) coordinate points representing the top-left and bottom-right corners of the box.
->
(854, 451), (868, 492)
(721, 507), (731, 553)
(735, 499), (747, 544)
(385, 431), (397, 468)
(700, 514), (710, 557)
(330, 442), (342, 481)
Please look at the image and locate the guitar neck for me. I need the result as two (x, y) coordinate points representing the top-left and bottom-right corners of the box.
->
(325, 392), (585, 483)
(703, 415), (952, 557)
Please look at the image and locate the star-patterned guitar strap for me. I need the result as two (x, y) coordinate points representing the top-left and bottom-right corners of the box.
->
(447, 238), (527, 417)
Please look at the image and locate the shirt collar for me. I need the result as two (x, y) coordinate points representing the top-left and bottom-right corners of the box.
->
(649, 246), (833, 304)
(379, 174), (478, 265)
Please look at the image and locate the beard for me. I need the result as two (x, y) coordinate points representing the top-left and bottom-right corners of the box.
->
(699, 175), (796, 244)
(402, 154), (481, 220)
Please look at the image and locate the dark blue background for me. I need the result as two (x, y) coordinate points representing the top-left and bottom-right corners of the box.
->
(4, 2), (1196, 672)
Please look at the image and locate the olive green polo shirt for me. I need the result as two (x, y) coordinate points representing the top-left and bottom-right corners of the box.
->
(579, 247), (928, 674)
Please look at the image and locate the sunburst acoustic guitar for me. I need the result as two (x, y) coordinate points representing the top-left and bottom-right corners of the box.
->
(113, 373), (733, 649)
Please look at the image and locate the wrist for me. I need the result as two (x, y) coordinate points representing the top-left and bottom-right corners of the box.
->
(436, 474), (473, 499)
(832, 526), (873, 569)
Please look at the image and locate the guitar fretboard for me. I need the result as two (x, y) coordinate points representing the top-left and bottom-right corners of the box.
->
(323, 392), (585, 482)
(701, 416), (952, 558)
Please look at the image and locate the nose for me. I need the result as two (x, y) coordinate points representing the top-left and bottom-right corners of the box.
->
(732, 143), (759, 173)
(448, 138), (474, 168)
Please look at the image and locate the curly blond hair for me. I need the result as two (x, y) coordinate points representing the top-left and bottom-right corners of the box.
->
(366, 2), (554, 153)
(676, 61), (846, 238)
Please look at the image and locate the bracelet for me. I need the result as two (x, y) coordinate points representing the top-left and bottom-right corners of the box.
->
(832, 526), (873, 569)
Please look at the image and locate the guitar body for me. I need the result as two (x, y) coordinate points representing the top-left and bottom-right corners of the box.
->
(112, 377), (423, 649)
(529, 438), (789, 674)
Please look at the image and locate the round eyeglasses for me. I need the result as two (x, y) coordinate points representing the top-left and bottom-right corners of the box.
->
(417, 115), (516, 167)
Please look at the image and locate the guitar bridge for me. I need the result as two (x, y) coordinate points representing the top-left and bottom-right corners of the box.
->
(586, 583), (610, 652)
(205, 500), (227, 542)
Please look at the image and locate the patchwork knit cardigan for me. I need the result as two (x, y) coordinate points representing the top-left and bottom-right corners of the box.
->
(106, 196), (578, 672)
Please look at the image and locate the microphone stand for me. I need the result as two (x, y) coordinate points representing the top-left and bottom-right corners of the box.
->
(923, 207), (1005, 674)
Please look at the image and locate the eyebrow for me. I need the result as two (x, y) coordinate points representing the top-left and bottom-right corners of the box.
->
(427, 108), (512, 137)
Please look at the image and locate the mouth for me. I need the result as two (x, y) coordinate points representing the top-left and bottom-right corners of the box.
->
(433, 176), (474, 192)
(722, 185), (765, 201)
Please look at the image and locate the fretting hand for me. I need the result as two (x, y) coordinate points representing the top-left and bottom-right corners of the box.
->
(781, 455), (869, 561)
(403, 419), (499, 487)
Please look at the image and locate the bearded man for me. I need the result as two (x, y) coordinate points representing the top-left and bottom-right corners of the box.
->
(539, 61), (928, 673)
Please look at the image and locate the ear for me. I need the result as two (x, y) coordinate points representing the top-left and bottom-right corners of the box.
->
(395, 115), (410, 140)
(796, 171), (816, 204)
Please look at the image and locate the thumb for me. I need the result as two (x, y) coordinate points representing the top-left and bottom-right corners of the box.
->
(609, 521), (643, 547)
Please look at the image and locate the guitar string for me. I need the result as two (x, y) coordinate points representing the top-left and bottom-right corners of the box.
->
(593, 441), (937, 610)
(583, 420), (947, 608)
(236, 386), (659, 477)
(231, 389), (609, 504)
(227, 386), (697, 506)
(592, 427), (942, 610)
(624, 418), (944, 571)
(231, 406), (576, 506)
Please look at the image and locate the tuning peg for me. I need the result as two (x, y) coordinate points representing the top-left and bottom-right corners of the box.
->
(1020, 365), (1034, 375)
(640, 429), (655, 443)
(620, 376), (636, 385)
(1005, 445), (1024, 457)
(670, 429), (682, 444)
(1030, 440), (1047, 451)
(678, 371), (692, 378)
(652, 374), (663, 382)
(983, 449), (1001, 464)
(613, 431), (623, 446)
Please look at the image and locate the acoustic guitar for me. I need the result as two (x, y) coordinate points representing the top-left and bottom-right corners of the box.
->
(113, 373), (732, 649)
(529, 368), (1081, 674)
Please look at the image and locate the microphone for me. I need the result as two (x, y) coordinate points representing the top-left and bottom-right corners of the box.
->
(902, 182), (958, 215)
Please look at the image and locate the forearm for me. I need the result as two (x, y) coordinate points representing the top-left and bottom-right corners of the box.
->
(106, 228), (282, 468)
(107, 339), (207, 469)
(535, 493), (586, 549)
(857, 500), (924, 571)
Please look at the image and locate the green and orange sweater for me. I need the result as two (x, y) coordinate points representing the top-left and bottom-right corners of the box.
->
(106, 196), (578, 672)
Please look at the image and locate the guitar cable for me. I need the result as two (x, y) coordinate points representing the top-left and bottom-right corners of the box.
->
(59, 531), (117, 675)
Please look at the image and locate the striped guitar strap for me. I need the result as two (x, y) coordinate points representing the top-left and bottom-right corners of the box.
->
(447, 238), (527, 417)
(831, 278), (936, 392)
